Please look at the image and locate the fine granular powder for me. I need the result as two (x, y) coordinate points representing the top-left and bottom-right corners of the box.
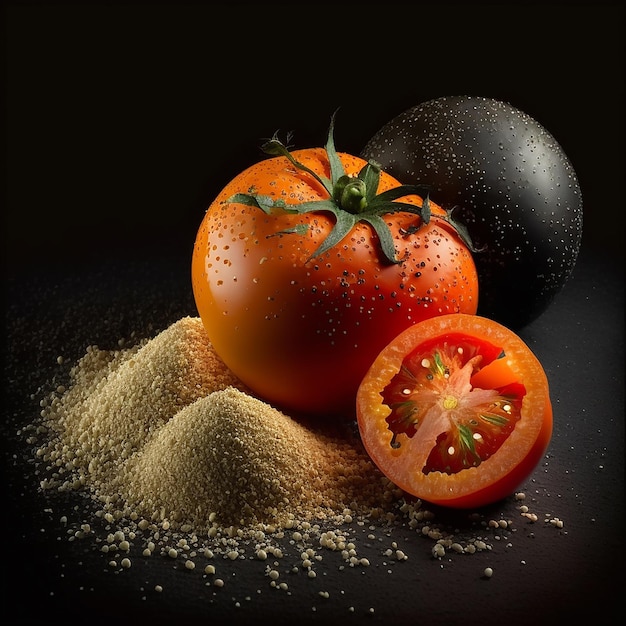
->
(122, 388), (397, 530)
(24, 316), (566, 605)
(34, 317), (400, 533)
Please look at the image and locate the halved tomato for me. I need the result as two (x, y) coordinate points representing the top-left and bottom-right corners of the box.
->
(356, 314), (553, 508)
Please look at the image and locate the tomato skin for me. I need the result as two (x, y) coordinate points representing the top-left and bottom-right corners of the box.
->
(356, 314), (553, 508)
(192, 149), (478, 417)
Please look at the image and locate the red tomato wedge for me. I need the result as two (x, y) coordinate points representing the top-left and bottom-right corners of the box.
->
(356, 314), (553, 508)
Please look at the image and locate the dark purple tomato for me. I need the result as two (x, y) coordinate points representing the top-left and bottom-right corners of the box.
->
(361, 95), (583, 329)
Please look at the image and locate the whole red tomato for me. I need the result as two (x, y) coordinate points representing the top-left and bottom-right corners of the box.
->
(192, 116), (478, 417)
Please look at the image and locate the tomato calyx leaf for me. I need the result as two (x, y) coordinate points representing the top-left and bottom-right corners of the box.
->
(226, 192), (287, 214)
(225, 111), (441, 265)
(439, 206), (486, 254)
(261, 131), (334, 197)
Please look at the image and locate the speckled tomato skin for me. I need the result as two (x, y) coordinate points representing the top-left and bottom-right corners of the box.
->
(192, 148), (478, 418)
(361, 96), (583, 329)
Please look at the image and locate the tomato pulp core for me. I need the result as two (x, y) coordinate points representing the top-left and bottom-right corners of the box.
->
(381, 333), (526, 475)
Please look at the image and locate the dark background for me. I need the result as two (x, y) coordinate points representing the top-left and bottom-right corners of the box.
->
(3, 3), (624, 278)
(3, 4), (625, 626)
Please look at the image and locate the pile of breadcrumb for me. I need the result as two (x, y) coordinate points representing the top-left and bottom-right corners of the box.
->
(33, 317), (400, 531)
(23, 316), (565, 606)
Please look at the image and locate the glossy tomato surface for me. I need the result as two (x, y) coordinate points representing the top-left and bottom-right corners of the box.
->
(192, 148), (478, 417)
(356, 314), (553, 508)
(361, 96), (583, 329)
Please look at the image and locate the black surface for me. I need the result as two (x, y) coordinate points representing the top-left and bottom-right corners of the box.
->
(3, 248), (624, 626)
(3, 4), (625, 625)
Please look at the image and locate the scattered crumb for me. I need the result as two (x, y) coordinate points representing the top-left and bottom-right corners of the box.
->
(23, 316), (566, 613)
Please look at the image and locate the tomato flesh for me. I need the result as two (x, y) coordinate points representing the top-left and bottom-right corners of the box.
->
(381, 333), (526, 475)
(356, 314), (553, 508)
